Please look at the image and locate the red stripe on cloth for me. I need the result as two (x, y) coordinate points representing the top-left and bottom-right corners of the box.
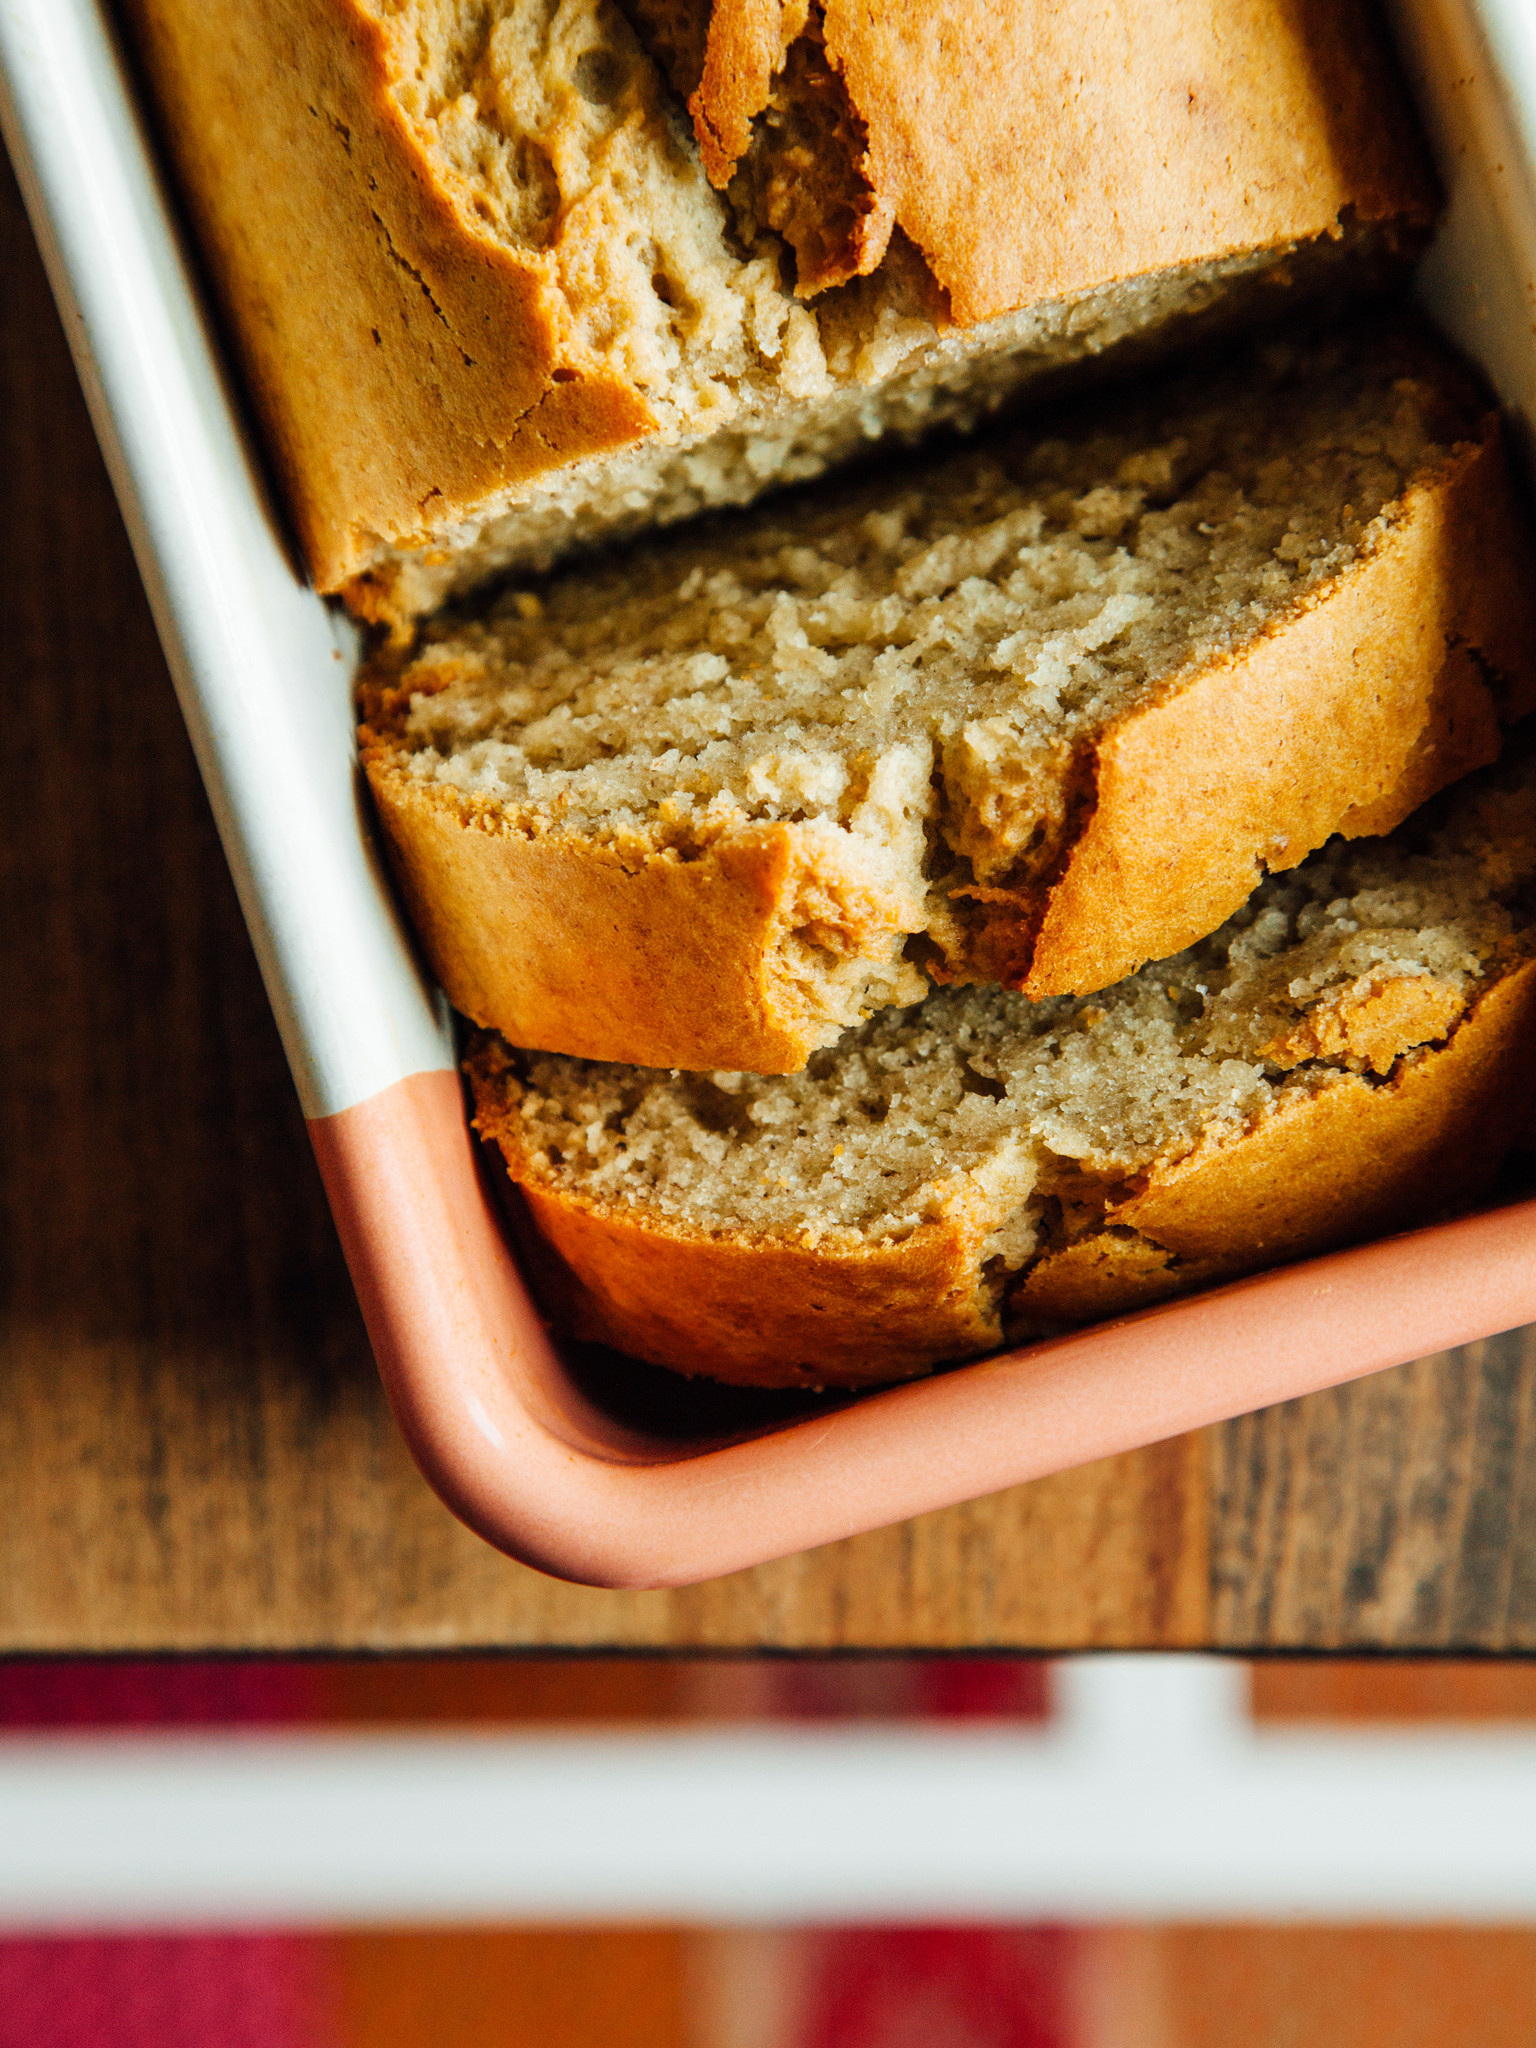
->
(0, 1934), (329, 2048)
(0, 1662), (324, 1728)
(795, 1926), (1072, 2048)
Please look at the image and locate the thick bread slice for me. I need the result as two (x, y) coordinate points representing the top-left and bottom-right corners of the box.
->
(466, 746), (1536, 1387)
(121, 0), (1432, 619)
(364, 327), (1536, 1072)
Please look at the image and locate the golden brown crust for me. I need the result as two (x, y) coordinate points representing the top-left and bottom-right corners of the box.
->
(1106, 955), (1536, 1263)
(951, 422), (1536, 998)
(1257, 974), (1466, 1074)
(664, 0), (1436, 312)
(123, 0), (1434, 597)
(467, 1035), (1004, 1386)
(518, 1183), (1000, 1387)
(1008, 1231), (1220, 1327)
(675, 0), (896, 295)
(469, 956), (1536, 1388)
(363, 417), (1536, 1073)
(359, 753), (917, 1071)
(122, 0), (656, 594)
(686, 0), (804, 182)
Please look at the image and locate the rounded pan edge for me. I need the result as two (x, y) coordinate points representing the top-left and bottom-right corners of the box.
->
(309, 1069), (1536, 1590)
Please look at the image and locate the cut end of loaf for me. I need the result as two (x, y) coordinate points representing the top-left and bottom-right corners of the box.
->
(127, 0), (1436, 613)
(325, 0), (1435, 615)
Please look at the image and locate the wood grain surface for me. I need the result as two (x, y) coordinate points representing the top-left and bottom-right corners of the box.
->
(2, 151), (1532, 1655)
(1212, 1329), (1536, 1652)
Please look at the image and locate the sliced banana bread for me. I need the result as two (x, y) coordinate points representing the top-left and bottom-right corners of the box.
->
(123, 0), (1433, 620)
(468, 740), (1536, 1388)
(364, 325), (1536, 1072)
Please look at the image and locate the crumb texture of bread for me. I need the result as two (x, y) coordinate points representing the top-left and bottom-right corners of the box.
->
(363, 327), (1536, 1072)
(122, 0), (1433, 609)
(466, 744), (1536, 1386)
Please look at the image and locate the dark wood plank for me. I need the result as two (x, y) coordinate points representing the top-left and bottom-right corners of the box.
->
(1209, 1329), (1536, 1650)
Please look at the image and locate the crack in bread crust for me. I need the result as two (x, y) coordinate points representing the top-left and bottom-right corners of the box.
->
(629, 0), (1437, 320)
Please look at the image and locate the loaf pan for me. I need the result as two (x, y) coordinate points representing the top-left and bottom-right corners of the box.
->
(3, 0), (1534, 1586)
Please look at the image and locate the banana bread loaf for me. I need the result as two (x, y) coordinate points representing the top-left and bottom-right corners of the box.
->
(122, 0), (1434, 622)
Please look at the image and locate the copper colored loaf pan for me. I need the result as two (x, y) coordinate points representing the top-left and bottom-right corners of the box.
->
(4, 0), (1535, 1585)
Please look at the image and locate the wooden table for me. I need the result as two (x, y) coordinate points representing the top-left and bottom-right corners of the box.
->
(5, 158), (1536, 1659)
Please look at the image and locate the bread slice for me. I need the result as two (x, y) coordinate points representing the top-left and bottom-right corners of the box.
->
(122, 0), (1433, 621)
(363, 325), (1536, 1073)
(467, 741), (1536, 1388)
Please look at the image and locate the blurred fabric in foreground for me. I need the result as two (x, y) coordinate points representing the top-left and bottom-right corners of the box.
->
(2, 1656), (1536, 2048)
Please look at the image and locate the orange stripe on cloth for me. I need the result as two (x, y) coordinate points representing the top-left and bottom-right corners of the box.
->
(328, 1930), (687, 2048)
